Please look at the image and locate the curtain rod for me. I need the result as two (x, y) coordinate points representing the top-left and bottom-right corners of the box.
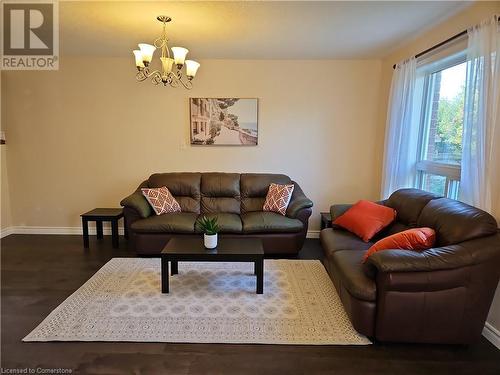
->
(392, 17), (500, 69)
(392, 29), (467, 69)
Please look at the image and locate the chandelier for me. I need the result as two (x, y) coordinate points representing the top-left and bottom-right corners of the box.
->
(133, 16), (200, 89)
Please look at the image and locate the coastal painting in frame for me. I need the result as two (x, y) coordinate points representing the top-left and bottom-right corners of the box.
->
(190, 98), (258, 146)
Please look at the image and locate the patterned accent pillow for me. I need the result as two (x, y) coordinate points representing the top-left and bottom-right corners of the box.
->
(263, 183), (295, 216)
(141, 186), (181, 215)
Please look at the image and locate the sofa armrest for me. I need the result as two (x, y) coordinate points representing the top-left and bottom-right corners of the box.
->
(330, 204), (353, 221)
(372, 251), (500, 344)
(364, 233), (500, 274)
(369, 233), (500, 344)
(286, 182), (313, 219)
(120, 180), (152, 219)
(330, 200), (387, 222)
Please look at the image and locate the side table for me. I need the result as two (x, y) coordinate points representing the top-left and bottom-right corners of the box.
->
(320, 212), (332, 230)
(81, 208), (127, 249)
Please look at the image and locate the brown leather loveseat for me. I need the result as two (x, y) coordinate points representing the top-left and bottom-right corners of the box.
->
(321, 188), (500, 344)
(121, 172), (313, 256)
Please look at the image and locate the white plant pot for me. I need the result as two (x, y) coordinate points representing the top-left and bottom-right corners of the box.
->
(204, 233), (218, 249)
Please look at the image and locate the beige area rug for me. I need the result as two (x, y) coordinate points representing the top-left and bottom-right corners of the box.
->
(23, 258), (371, 345)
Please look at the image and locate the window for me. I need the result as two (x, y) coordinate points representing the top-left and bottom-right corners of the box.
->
(415, 52), (466, 199)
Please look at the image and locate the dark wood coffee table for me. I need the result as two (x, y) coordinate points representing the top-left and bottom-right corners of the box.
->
(161, 237), (264, 294)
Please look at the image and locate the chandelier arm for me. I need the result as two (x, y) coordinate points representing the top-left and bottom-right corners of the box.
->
(151, 73), (163, 85)
(177, 77), (193, 90)
(136, 68), (163, 84)
(171, 70), (192, 90)
(167, 72), (180, 88)
(136, 69), (151, 82)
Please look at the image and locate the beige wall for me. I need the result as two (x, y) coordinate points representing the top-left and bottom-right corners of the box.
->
(1, 147), (12, 230)
(378, 1), (500, 336)
(1, 58), (383, 231)
(1, 73), (13, 231)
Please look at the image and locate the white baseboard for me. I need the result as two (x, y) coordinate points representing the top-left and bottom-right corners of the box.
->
(2, 226), (319, 239)
(483, 322), (500, 350)
(0, 226), (15, 238)
(1, 225), (125, 237)
(306, 230), (320, 239)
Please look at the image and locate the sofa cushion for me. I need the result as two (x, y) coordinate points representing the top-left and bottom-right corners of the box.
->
(195, 213), (242, 234)
(201, 173), (241, 214)
(241, 212), (303, 233)
(201, 197), (241, 215)
(241, 197), (266, 214)
(376, 221), (413, 239)
(330, 250), (376, 302)
(148, 173), (201, 213)
(386, 188), (439, 226)
(320, 228), (373, 257)
(417, 198), (498, 246)
(201, 172), (240, 196)
(240, 174), (291, 213)
(131, 213), (198, 233)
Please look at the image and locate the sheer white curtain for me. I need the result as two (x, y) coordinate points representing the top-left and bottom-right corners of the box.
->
(381, 58), (419, 198)
(460, 15), (500, 220)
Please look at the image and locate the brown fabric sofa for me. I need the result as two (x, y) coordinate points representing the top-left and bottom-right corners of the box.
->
(121, 172), (313, 256)
(321, 188), (500, 344)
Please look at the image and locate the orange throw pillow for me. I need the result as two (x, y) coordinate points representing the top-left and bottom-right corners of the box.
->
(333, 200), (396, 242)
(363, 227), (436, 262)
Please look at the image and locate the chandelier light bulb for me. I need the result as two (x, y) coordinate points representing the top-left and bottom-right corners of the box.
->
(172, 47), (189, 67)
(133, 50), (144, 69)
(138, 43), (156, 65)
(185, 60), (200, 79)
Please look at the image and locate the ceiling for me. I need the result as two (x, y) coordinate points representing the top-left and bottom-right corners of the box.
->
(60, 1), (472, 59)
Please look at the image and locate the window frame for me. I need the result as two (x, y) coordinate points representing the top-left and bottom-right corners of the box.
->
(414, 50), (467, 198)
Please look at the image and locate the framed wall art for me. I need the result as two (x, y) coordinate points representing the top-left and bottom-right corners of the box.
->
(190, 98), (258, 146)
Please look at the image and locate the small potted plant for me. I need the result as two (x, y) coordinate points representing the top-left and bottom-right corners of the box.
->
(198, 216), (220, 249)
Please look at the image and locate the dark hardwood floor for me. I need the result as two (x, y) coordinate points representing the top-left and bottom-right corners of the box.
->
(1, 234), (499, 375)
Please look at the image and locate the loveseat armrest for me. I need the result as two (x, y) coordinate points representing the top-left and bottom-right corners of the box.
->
(330, 204), (353, 221)
(286, 182), (313, 219)
(366, 233), (500, 344)
(330, 199), (388, 222)
(364, 233), (500, 274)
(120, 180), (152, 219)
